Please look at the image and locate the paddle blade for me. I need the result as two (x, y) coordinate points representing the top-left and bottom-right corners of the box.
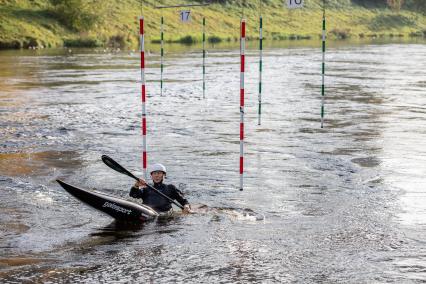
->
(101, 155), (138, 180)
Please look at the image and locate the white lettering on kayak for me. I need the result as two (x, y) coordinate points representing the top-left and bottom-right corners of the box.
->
(102, 202), (132, 215)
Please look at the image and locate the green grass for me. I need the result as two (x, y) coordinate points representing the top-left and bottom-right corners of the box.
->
(0, 0), (425, 49)
(369, 13), (417, 31)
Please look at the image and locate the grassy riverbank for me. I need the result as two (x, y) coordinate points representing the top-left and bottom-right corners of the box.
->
(0, 0), (425, 49)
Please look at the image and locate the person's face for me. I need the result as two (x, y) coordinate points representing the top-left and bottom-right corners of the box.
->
(151, 171), (164, 183)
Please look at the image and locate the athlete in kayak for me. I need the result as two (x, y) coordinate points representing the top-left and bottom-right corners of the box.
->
(129, 163), (191, 214)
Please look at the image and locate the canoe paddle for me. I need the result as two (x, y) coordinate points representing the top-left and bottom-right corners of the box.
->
(101, 155), (184, 210)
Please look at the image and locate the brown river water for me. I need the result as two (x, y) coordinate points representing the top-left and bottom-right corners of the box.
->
(0, 39), (425, 283)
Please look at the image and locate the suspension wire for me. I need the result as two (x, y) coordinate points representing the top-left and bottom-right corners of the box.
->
(140, 0), (143, 15)
(242, 0), (245, 18)
(156, 3), (210, 9)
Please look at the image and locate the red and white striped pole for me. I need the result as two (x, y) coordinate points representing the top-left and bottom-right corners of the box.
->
(240, 19), (246, 191)
(139, 17), (147, 179)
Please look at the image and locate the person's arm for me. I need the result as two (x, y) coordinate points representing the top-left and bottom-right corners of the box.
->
(170, 185), (191, 212)
(129, 179), (147, 199)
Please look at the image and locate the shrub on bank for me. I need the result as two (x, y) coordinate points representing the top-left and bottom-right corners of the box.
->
(64, 38), (103, 48)
(178, 35), (197, 44)
(330, 28), (351, 39)
(49, 0), (101, 32)
(208, 36), (222, 43)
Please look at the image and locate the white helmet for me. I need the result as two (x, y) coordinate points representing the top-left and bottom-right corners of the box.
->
(150, 163), (166, 174)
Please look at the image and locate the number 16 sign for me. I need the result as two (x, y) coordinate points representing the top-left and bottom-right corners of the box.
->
(286, 0), (304, 9)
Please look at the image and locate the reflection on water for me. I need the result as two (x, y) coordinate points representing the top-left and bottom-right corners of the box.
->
(0, 39), (425, 282)
(0, 151), (82, 177)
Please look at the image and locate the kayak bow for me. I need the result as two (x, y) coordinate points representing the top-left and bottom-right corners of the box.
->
(56, 179), (159, 222)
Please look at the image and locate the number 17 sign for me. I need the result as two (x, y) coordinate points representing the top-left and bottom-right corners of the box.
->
(286, 0), (304, 9)
(180, 10), (191, 22)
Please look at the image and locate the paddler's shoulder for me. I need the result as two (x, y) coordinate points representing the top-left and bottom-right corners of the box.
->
(164, 183), (180, 191)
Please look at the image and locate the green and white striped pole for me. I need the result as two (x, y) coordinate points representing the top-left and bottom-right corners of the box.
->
(258, 16), (263, 125)
(202, 17), (206, 99)
(160, 16), (164, 96)
(321, 2), (326, 128)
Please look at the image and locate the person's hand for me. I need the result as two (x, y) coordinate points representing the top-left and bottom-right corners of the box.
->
(134, 179), (147, 188)
(183, 204), (192, 214)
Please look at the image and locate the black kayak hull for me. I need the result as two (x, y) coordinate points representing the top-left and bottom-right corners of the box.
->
(56, 179), (159, 222)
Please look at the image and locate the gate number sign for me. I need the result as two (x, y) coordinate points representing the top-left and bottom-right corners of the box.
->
(286, 0), (304, 9)
(180, 10), (191, 22)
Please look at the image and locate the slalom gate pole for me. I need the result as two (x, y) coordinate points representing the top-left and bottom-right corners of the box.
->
(321, 2), (326, 128)
(240, 19), (246, 191)
(160, 16), (164, 96)
(202, 17), (206, 99)
(139, 17), (147, 179)
(258, 15), (263, 126)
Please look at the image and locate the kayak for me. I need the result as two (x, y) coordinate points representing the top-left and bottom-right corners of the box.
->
(56, 179), (159, 222)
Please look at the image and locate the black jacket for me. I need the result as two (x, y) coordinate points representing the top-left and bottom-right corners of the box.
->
(129, 182), (189, 212)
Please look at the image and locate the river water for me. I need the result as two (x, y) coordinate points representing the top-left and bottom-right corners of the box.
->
(0, 39), (425, 283)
